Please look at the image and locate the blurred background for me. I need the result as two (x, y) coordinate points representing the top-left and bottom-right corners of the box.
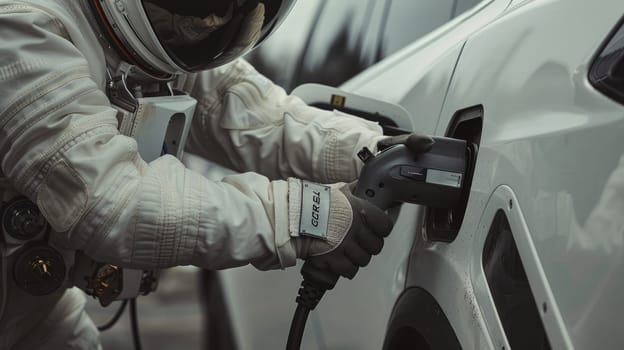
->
(86, 267), (204, 350)
(86, 0), (480, 348)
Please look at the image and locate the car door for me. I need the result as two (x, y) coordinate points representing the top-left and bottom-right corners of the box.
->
(402, 0), (624, 349)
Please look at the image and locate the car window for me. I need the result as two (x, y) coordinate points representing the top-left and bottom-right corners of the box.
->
(378, 0), (456, 59)
(296, 0), (378, 88)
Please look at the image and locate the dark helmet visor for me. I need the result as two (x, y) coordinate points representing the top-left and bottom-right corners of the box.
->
(142, 0), (295, 72)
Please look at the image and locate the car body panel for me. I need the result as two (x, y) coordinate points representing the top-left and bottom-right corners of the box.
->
(344, 0), (512, 135)
(220, 1), (515, 349)
(378, 0), (456, 58)
(247, 0), (481, 92)
(406, 0), (624, 348)
(220, 0), (624, 349)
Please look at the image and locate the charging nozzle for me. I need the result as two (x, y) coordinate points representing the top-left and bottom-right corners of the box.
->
(287, 137), (470, 350)
(354, 137), (468, 210)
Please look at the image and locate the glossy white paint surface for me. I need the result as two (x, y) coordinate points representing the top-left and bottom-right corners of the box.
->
(344, 0), (511, 134)
(219, 0), (624, 348)
(408, 0), (624, 348)
(219, 2), (516, 347)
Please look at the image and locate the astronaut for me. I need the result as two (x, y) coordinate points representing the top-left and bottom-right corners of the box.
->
(0, 0), (432, 348)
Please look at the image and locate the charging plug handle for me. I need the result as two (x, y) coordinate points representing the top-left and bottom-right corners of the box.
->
(288, 137), (469, 350)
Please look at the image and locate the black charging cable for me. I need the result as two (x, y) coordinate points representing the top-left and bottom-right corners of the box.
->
(130, 298), (143, 350)
(97, 300), (128, 331)
(286, 262), (339, 350)
(286, 281), (325, 349)
(96, 298), (143, 350)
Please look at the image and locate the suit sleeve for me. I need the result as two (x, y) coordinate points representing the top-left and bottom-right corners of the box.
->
(180, 59), (385, 183)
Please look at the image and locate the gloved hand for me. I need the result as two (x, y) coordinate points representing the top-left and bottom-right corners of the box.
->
(289, 133), (433, 280)
(377, 132), (435, 154)
(292, 182), (393, 280)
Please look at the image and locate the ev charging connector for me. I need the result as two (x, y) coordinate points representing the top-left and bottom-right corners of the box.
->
(287, 137), (470, 350)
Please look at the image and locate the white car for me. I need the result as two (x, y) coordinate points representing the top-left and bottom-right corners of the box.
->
(214, 0), (624, 349)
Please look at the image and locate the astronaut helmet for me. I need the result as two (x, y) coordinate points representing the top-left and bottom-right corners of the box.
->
(88, 0), (296, 76)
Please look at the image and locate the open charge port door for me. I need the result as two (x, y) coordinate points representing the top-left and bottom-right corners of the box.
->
(291, 83), (427, 222)
(425, 105), (483, 242)
(291, 83), (415, 133)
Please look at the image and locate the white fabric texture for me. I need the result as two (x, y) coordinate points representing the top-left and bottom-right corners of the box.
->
(0, 0), (384, 348)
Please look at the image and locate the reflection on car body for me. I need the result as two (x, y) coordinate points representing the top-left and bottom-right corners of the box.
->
(220, 0), (624, 349)
(246, 0), (480, 91)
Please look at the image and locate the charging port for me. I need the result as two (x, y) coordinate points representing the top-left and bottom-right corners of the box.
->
(425, 106), (483, 242)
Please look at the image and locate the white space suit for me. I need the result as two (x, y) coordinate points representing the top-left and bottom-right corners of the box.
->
(0, 0), (411, 348)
